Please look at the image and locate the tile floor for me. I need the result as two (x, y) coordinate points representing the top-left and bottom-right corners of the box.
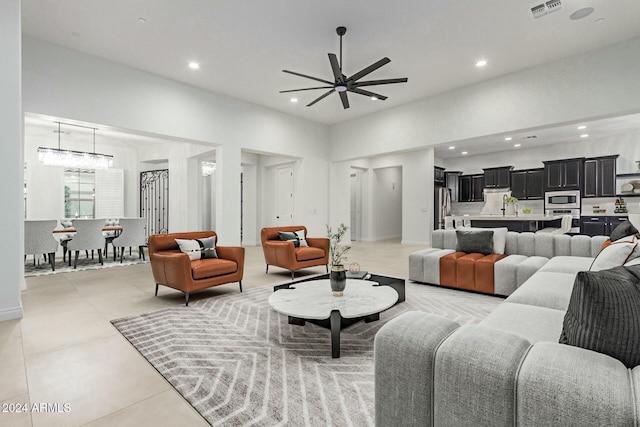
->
(1, 240), (422, 427)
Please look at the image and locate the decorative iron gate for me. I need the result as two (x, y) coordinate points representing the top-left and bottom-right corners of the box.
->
(140, 169), (169, 238)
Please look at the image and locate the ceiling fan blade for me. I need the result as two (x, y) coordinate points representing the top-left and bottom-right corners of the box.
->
(282, 70), (334, 85)
(306, 89), (335, 107)
(339, 91), (350, 109)
(279, 86), (333, 93)
(353, 77), (408, 87)
(348, 57), (391, 82)
(348, 87), (388, 101)
(328, 53), (343, 83)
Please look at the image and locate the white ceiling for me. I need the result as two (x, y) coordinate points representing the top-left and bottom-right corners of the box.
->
(21, 0), (640, 127)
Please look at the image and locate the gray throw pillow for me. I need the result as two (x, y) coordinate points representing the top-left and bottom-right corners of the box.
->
(455, 229), (494, 255)
(610, 220), (639, 242)
(559, 265), (640, 368)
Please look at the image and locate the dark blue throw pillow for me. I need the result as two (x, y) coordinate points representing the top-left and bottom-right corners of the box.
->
(278, 231), (300, 247)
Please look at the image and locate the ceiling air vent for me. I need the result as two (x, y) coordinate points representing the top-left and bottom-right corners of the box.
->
(522, 135), (538, 140)
(530, 0), (562, 19)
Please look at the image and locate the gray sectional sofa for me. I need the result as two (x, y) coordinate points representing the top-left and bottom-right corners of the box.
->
(409, 229), (608, 295)
(376, 232), (640, 426)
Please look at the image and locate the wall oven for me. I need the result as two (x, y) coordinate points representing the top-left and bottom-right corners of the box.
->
(544, 190), (581, 233)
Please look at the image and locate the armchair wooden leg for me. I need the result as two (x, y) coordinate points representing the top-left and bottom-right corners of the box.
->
(74, 251), (79, 269)
(155, 283), (159, 296)
(98, 249), (103, 265)
(326, 265), (329, 273)
(265, 265), (269, 274)
(290, 271), (295, 280)
(185, 292), (190, 306)
(140, 246), (145, 261)
(239, 281), (243, 292)
(49, 252), (55, 271)
(120, 247), (124, 263)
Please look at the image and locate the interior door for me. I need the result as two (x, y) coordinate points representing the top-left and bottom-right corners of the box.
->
(275, 165), (294, 226)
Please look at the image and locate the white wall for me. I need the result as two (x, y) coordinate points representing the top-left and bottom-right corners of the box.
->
(329, 37), (640, 162)
(0, 0), (24, 320)
(22, 37), (330, 245)
(441, 133), (640, 175)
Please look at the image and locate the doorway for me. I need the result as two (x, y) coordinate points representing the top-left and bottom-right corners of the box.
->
(350, 169), (362, 241)
(275, 164), (294, 226)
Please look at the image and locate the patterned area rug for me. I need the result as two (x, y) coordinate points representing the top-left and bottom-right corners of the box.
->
(111, 280), (503, 426)
(24, 253), (148, 277)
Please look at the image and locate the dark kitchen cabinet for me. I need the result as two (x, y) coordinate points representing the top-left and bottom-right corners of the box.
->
(580, 215), (628, 236)
(459, 174), (484, 202)
(483, 166), (513, 188)
(543, 158), (584, 190)
(434, 166), (445, 185)
(583, 155), (618, 198)
(510, 168), (544, 200)
(445, 171), (462, 202)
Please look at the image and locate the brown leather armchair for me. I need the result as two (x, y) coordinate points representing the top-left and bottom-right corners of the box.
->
(261, 226), (329, 279)
(148, 231), (244, 305)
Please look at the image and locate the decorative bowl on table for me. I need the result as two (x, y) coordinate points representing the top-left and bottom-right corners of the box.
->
(521, 207), (532, 214)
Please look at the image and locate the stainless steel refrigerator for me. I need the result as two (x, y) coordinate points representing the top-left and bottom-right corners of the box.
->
(434, 186), (452, 230)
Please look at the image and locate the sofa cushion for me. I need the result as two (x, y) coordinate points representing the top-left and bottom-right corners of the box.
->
(480, 302), (566, 344)
(295, 246), (325, 262)
(191, 258), (237, 279)
(463, 227), (508, 254)
(559, 265), (640, 368)
(538, 256), (594, 275)
(507, 271), (576, 311)
(455, 229), (494, 255)
(175, 236), (218, 261)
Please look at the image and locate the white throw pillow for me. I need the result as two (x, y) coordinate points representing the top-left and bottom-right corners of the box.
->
(175, 236), (217, 261)
(590, 237), (639, 271)
(294, 230), (309, 247)
(624, 257), (640, 267)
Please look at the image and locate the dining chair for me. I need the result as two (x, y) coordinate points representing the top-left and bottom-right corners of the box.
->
(24, 220), (58, 271)
(103, 218), (120, 258)
(67, 219), (106, 268)
(111, 218), (147, 263)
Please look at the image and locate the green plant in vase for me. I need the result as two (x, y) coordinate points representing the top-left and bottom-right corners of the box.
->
(326, 223), (351, 296)
(504, 196), (518, 216)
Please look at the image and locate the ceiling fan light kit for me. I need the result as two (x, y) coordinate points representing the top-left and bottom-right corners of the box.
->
(280, 26), (408, 109)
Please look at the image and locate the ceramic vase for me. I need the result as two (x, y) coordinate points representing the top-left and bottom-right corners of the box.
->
(330, 265), (347, 296)
(506, 202), (517, 216)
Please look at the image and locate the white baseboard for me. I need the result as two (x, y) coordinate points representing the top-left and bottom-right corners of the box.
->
(0, 305), (23, 322)
(401, 239), (429, 245)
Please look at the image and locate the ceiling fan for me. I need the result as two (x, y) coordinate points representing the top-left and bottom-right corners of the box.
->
(280, 26), (408, 109)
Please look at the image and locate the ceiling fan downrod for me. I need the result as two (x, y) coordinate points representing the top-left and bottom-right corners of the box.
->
(336, 26), (346, 71)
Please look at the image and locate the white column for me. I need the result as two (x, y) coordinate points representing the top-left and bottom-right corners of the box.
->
(215, 145), (242, 245)
(329, 161), (352, 241)
(0, 0), (25, 321)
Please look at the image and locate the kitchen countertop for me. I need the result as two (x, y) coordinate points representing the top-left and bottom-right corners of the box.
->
(447, 214), (562, 221)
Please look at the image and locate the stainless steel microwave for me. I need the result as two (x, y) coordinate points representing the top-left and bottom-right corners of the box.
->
(544, 190), (581, 209)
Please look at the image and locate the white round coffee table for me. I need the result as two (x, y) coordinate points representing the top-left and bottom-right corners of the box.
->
(268, 279), (399, 358)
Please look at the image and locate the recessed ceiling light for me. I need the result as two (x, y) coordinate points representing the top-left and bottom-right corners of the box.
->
(577, 125), (587, 130)
(449, 146), (455, 150)
(71, 31), (80, 38)
(475, 60), (487, 67)
(570, 7), (594, 20)
(505, 137), (512, 141)
(514, 143), (522, 147)
(138, 17), (147, 24)
(580, 134), (589, 138)
(370, 96), (378, 101)
(188, 62), (200, 70)
(290, 98), (298, 103)
(462, 151), (468, 155)
(595, 17), (605, 24)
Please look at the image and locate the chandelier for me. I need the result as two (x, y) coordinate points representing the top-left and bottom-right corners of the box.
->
(37, 122), (113, 170)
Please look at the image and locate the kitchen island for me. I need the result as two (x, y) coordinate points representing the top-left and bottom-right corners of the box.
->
(445, 214), (563, 232)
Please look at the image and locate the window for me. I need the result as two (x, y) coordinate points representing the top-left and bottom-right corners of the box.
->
(64, 169), (95, 218)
